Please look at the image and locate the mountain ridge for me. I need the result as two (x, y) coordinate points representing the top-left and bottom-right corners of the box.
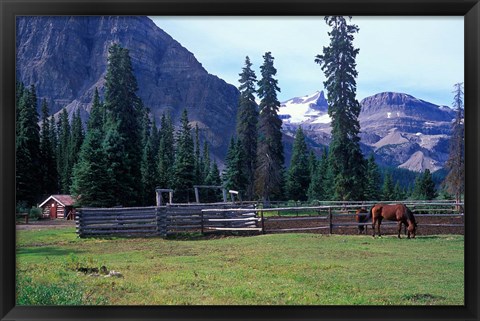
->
(280, 90), (455, 172)
(16, 16), (240, 161)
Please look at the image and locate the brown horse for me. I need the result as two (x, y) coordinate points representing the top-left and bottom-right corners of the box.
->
(366, 203), (417, 238)
(355, 208), (369, 234)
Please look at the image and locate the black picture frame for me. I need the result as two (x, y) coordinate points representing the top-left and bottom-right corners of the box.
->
(1, 0), (479, 320)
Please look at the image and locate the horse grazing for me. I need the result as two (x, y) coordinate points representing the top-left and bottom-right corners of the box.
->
(366, 203), (417, 238)
(355, 208), (369, 234)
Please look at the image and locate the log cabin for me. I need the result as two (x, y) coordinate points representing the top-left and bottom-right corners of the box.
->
(39, 195), (76, 220)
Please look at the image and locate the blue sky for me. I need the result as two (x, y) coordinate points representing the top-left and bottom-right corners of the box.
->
(150, 16), (463, 107)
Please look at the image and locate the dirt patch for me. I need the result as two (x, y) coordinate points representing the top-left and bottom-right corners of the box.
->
(16, 215), (464, 237)
(16, 219), (76, 231)
(264, 214), (464, 236)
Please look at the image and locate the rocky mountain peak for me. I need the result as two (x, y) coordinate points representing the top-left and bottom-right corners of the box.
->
(16, 16), (240, 161)
(359, 91), (455, 122)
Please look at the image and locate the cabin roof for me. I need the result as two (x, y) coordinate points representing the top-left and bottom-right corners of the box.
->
(39, 195), (75, 208)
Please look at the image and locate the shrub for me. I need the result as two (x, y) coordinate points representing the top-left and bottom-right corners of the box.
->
(29, 207), (43, 220)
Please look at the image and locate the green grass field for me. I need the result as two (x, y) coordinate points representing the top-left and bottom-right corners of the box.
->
(16, 227), (464, 305)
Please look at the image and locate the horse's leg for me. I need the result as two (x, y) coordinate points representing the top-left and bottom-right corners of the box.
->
(377, 218), (382, 237)
(372, 218), (376, 238)
(397, 221), (402, 239)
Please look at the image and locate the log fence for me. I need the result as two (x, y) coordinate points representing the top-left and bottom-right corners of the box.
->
(75, 201), (464, 237)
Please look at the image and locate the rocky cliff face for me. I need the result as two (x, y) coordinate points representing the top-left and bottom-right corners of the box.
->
(16, 16), (240, 160)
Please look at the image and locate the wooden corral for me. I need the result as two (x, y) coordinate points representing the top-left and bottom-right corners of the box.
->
(76, 204), (259, 238)
(75, 201), (464, 238)
(39, 195), (76, 220)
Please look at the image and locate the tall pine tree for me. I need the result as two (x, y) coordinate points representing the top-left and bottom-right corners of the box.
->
(102, 44), (144, 206)
(16, 84), (41, 205)
(157, 113), (175, 188)
(223, 137), (247, 193)
(315, 16), (365, 201)
(39, 99), (58, 196)
(69, 109), (84, 183)
(140, 110), (158, 205)
(255, 52), (284, 204)
(194, 124), (203, 185)
(443, 82), (465, 203)
(56, 108), (71, 193)
(236, 56), (259, 201)
(173, 109), (195, 202)
(71, 88), (114, 207)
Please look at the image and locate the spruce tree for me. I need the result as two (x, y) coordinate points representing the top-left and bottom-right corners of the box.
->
(307, 150), (317, 180)
(16, 84), (41, 205)
(69, 109), (84, 182)
(102, 44), (144, 206)
(139, 109), (158, 205)
(364, 154), (381, 201)
(413, 169), (437, 200)
(320, 148), (335, 200)
(382, 172), (395, 201)
(71, 88), (114, 207)
(255, 52), (284, 203)
(141, 128), (158, 205)
(205, 161), (222, 203)
(443, 82), (465, 203)
(286, 127), (310, 201)
(39, 99), (58, 196)
(49, 114), (59, 193)
(394, 181), (406, 201)
(194, 124), (203, 185)
(157, 113), (175, 188)
(236, 56), (258, 201)
(315, 16), (365, 201)
(202, 141), (211, 182)
(307, 158), (322, 202)
(173, 109), (195, 202)
(308, 148), (330, 202)
(56, 108), (71, 193)
(150, 120), (160, 161)
(223, 137), (246, 193)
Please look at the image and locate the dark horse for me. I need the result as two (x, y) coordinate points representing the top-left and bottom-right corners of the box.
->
(355, 208), (369, 234)
(360, 203), (417, 238)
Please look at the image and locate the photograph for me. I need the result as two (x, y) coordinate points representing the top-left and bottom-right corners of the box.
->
(1, 1), (479, 320)
(14, 14), (465, 305)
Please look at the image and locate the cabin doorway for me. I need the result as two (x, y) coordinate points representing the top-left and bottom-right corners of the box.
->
(49, 203), (57, 219)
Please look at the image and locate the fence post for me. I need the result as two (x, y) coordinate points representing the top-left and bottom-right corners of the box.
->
(260, 210), (265, 234)
(75, 209), (84, 238)
(201, 210), (204, 235)
(156, 207), (167, 238)
(328, 207), (333, 235)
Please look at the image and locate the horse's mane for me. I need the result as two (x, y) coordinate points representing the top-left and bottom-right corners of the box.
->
(405, 206), (416, 223)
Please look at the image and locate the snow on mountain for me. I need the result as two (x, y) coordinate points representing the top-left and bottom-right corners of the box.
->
(279, 90), (330, 124)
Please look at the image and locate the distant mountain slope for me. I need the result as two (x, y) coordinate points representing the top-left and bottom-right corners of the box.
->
(280, 91), (455, 172)
(16, 16), (240, 161)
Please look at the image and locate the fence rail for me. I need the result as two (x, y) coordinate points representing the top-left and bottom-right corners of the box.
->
(75, 201), (464, 237)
